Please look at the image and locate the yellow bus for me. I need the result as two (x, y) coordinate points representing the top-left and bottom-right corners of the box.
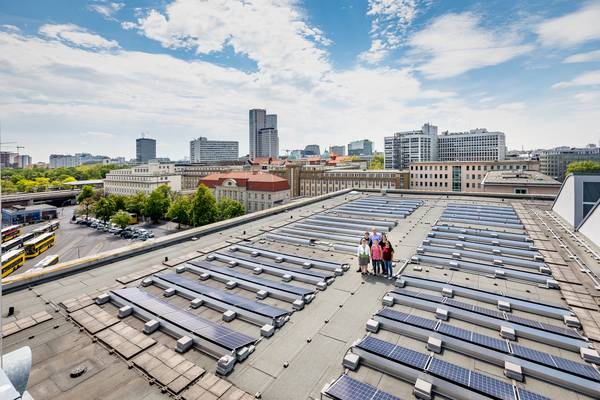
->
(23, 232), (56, 259)
(1, 248), (26, 278)
(1, 225), (21, 242)
(33, 220), (60, 236)
(34, 254), (59, 268)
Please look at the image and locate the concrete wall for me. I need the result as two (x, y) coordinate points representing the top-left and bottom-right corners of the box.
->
(578, 201), (600, 247)
(483, 184), (560, 195)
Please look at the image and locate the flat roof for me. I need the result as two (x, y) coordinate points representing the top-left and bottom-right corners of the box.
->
(484, 170), (561, 185)
(3, 191), (600, 400)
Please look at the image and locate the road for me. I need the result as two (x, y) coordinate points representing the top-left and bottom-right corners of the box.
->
(16, 206), (180, 275)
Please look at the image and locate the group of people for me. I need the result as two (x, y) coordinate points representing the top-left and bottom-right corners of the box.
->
(357, 228), (395, 279)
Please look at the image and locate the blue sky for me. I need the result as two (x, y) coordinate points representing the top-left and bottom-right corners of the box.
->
(1, 0), (599, 162)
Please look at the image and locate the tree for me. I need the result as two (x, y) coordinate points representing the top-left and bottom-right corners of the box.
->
(567, 160), (600, 175)
(110, 210), (134, 228)
(126, 192), (147, 215)
(0, 180), (17, 194)
(77, 185), (96, 217)
(166, 195), (192, 228)
(190, 184), (218, 227)
(94, 197), (116, 222)
(217, 197), (245, 220)
(368, 154), (384, 170)
(109, 194), (127, 211)
(144, 185), (171, 223)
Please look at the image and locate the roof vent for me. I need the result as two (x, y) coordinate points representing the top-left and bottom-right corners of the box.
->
(70, 365), (87, 379)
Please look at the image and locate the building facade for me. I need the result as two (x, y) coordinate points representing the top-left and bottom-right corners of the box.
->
(175, 164), (244, 190)
(437, 128), (506, 162)
(329, 145), (346, 156)
(539, 145), (600, 181)
(136, 138), (156, 163)
(304, 145), (320, 156)
(384, 123), (438, 169)
(299, 167), (409, 197)
(189, 137), (239, 163)
(249, 109), (279, 158)
(348, 140), (373, 156)
(409, 160), (539, 192)
(481, 170), (561, 195)
(200, 172), (290, 214)
(104, 162), (181, 195)
(49, 154), (80, 169)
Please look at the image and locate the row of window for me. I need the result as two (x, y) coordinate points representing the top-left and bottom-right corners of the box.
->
(410, 164), (530, 171)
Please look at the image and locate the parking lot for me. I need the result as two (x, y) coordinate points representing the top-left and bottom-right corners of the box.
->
(16, 206), (180, 275)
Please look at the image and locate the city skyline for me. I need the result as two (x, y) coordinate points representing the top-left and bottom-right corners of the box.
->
(1, 1), (600, 161)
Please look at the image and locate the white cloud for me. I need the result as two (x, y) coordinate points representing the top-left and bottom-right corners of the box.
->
(552, 69), (600, 89)
(1, 25), (20, 33)
(39, 24), (118, 49)
(408, 12), (533, 79)
(81, 131), (116, 138)
(564, 49), (600, 63)
(572, 91), (600, 104)
(359, 0), (420, 65)
(89, 2), (124, 19)
(129, 0), (331, 83)
(537, 2), (600, 47)
(120, 21), (137, 30)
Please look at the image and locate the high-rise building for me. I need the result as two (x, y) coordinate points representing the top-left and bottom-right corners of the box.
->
(136, 137), (156, 163)
(348, 140), (373, 156)
(189, 137), (239, 163)
(289, 149), (304, 159)
(385, 124), (506, 169)
(249, 109), (279, 158)
(437, 128), (506, 162)
(304, 145), (320, 156)
(49, 154), (80, 169)
(0, 152), (18, 167)
(539, 145), (600, 181)
(329, 145), (346, 156)
(19, 155), (32, 168)
(384, 123), (438, 169)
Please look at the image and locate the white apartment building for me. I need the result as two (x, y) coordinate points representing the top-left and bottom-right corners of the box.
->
(104, 162), (181, 195)
(438, 128), (506, 162)
(189, 137), (239, 163)
(384, 123), (438, 169)
(49, 154), (80, 169)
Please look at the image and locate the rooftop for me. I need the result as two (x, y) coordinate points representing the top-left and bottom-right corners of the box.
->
(3, 190), (600, 400)
(483, 170), (562, 186)
(200, 171), (290, 192)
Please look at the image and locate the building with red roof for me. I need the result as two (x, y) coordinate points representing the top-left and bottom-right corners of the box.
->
(200, 171), (291, 213)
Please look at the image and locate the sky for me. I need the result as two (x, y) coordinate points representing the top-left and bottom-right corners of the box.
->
(1, 0), (600, 162)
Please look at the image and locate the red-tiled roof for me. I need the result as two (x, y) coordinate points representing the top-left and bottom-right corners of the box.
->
(200, 171), (290, 192)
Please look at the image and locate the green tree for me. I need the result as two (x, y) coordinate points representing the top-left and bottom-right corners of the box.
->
(368, 154), (384, 170)
(77, 185), (95, 217)
(94, 197), (116, 222)
(166, 195), (192, 228)
(217, 197), (245, 220)
(190, 184), (218, 227)
(567, 160), (600, 175)
(110, 210), (134, 228)
(126, 192), (147, 215)
(109, 194), (127, 211)
(0, 180), (17, 194)
(144, 185), (171, 223)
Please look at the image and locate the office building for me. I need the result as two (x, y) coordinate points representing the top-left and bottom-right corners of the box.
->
(136, 137), (157, 163)
(104, 161), (181, 195)
(200, 171), (290, 213)
(0, 152), (19, 167)
(481, 170), (561, 195)
(289, 149), (304, 160)
(175, 163), (244, 190)
(539, 145), (600, 181)
(384, 123), (438, 169)
(299, 166), (409, 196)
(49, 154), (80, 169)
(347, 140), (373, 156)
(249, 109), (279, 158)
(189, 137), (239, 164)
(303, 144), (320, 156)
(19, 155), (32, 168)
(409, 160), (539, 192)
(329, 145), (345, 156)
(438, 128), (506, 162)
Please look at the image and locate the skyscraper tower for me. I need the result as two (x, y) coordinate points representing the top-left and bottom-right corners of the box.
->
(136, 136), (156, 163)
(249, 109), (279, 158)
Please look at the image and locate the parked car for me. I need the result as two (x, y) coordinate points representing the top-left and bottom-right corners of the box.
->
(121, 231), (133, 239)
(146, 231), (154, 238)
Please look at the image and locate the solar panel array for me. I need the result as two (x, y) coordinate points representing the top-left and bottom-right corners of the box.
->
(111, 288), (256, 351)
(376, 308), (600, 382)
(358, 336), (429, 369)
(155, 273), (289, 319)
(215, 251), (333, 279)
(391, 288), (580, 339)
(325, 374), (402, 400)
(188, 260), (314, 297)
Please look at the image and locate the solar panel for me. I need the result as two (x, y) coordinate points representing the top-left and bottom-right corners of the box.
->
(472, 305), (505, 319)
(188, 260), (314, 297)
(377, 308), (410, 322)
(471, 332), (509, 353)
(428, 358), (470, 386)
(552, 356), (600, 382)
(216, 252), (333, 279)
(511, 344), (556, 367)
(437, 323), (472, 341)
(325, 375), (376, 400)
(155, 273), (289, 319)
(111, 288), (256, 351)
(404, 314), (438, 330)
(517, 388), (552, 400)
(358, 336), (429, 369)
(445, 298), (474, 311)
(506, 314), (542, 329)
(469, 371), (515, 400)
(506, 315), (581, 339)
